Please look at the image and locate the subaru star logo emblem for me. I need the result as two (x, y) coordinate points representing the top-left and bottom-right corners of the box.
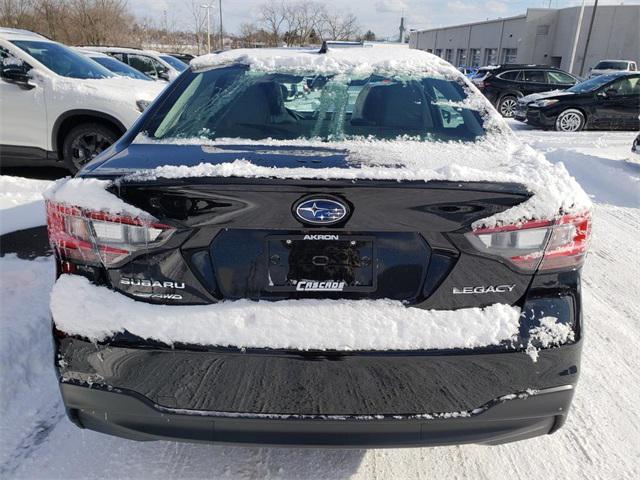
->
(294, 197), (349, 225)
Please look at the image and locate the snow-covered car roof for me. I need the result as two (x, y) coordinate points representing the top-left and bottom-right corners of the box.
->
(78, 46), (164, 57)
(0, 27), (49, 41)
(71, 47), (111, 58)
(190, 45), (460, 78)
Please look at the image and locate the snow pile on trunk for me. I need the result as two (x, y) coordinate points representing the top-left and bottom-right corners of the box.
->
(192, 45), (458, 78)
(51, 275), (521, 351)
(130, 135), (591, 228)
(43, 177), (152, 219)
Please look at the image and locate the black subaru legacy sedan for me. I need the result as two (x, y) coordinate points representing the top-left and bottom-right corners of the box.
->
(47, 46), (590, 447)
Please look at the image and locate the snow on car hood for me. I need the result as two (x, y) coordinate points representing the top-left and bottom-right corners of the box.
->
(520, 89), (575, 104)
(49, 76), (165, 108)
(51, 274), (521, 350)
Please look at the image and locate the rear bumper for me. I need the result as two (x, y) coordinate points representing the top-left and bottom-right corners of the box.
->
(61, 382), (574, 447)
(56, 334), (581, 446)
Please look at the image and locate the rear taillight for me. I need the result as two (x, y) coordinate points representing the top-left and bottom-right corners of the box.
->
(46, 201), (174, 267)
(466, 212), (591, 272)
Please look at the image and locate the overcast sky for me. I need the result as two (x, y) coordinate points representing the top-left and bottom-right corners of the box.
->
(127, 0), (640, 39)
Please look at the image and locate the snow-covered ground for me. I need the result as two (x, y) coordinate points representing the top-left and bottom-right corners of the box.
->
(0, 176), (56, 235)
(0, 122), (638, 479)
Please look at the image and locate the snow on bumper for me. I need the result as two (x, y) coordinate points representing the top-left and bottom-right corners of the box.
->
(51, 274), (522, 351)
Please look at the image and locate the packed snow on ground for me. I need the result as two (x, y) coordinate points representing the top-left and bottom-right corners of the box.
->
(0, 125), (638, 479)
(0, 176), (54, 235)
(51, 274), (520, 350)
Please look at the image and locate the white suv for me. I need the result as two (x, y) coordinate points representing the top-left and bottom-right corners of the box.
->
(76, 46), (187, 82)
(0, 28), (164, 172)
(589, 59), (638, 78)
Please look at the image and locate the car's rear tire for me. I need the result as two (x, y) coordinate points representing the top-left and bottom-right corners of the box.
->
(555, 109), (585, 132)
(62, 123), (119, 173)
(498, 95), (518, 118)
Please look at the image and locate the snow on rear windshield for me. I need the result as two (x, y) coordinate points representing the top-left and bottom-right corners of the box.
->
(143, 66), (486, 143)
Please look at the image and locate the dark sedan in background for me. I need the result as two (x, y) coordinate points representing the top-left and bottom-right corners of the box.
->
(473, 65), (580, 117)
(515, 72), (640, 132)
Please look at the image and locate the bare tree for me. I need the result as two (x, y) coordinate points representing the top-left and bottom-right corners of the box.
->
(189, 0), (207, 54)
(0, 0), (36, 28)
(321, 11), (359, 41)
(361, 30), (376, 41)
(258, 0), (287, 46)
(289, 2), (324, 45)
(60, 0), (134, 45)
(256, 0), (360, 46)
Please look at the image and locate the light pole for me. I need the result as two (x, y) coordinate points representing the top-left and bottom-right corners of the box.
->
(568, 0), (586, 75)
(218, 0), (224, 51)
(579, 0), (599, 77)
(201, 4), (214, 53)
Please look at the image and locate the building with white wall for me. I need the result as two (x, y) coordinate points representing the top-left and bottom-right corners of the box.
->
(409, 5), (640, 76)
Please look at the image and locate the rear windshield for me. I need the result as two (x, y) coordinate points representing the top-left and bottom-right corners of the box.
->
(143, 66), (486, 143)
(595, 61), (629, 70)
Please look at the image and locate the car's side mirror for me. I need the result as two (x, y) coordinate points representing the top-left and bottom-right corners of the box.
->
(158, 69), (170, 81)
(0, 66), (34, 89)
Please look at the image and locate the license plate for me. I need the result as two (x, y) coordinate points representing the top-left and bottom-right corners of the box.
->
(266, 235), (375, 292)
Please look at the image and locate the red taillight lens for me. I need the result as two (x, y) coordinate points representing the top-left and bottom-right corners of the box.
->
(467, 212), (591, 272)
(46, 201), (174, 267)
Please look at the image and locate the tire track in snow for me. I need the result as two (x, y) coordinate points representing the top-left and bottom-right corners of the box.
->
(0, 404), (64, 477)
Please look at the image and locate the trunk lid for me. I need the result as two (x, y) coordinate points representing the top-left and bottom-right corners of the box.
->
(92, 144), (534, 310)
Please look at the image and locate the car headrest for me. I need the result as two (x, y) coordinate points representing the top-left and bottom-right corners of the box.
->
(351, 82), (426, 129)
